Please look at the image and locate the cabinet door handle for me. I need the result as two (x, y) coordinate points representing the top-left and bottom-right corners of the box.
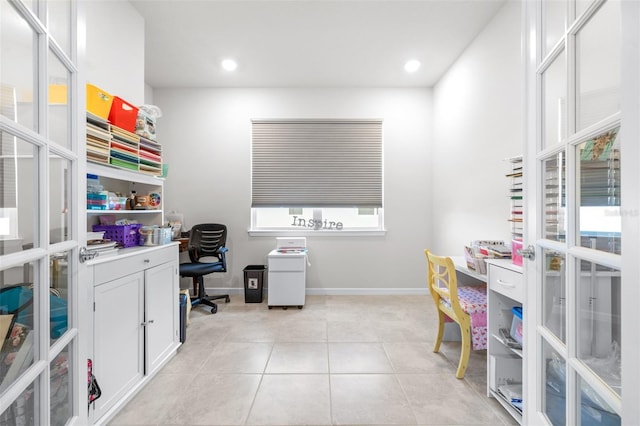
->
(496, 279), (516, 288)
(140, 320), (155, 327)
(144, 259), (151, 263)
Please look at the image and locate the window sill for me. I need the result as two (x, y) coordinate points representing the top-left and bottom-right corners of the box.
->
(248, 229), (386, 237)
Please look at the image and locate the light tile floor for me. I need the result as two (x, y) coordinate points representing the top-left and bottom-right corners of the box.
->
(108, 295), (519, 426)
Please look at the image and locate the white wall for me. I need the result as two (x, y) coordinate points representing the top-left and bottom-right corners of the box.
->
(155, 88), (433, 293)
(85, 1), (145, 104)
(432, 0), (522, 255)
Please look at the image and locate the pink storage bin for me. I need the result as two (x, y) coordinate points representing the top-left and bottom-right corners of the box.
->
(512, 239), (523, 266)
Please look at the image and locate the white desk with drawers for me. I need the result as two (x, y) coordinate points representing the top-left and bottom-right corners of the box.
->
(451, 256), (525, 424)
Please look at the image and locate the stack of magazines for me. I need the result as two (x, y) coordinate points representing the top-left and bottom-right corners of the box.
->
(464, 240), (511, 274)
(87, 239), (119, 258)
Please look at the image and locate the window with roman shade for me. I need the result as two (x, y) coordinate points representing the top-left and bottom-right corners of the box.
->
(251, 119), (383, 208)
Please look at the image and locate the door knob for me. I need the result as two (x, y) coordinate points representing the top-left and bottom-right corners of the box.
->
(518, 245), (536, 260)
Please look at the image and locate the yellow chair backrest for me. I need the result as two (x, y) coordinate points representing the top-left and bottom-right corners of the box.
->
(425, 250), (467, 323)
(425, 249), (475, 378)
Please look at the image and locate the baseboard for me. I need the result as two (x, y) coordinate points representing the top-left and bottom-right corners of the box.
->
(200, 287), (429, 296)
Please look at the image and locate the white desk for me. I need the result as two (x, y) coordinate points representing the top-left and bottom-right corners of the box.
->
(450, 256), (487, 283)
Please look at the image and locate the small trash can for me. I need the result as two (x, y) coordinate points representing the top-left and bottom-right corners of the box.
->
(179, 292), (187, 343)
(243, 265), (267, 303)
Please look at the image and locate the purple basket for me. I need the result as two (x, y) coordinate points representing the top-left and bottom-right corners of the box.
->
(92, 224), (142, 248)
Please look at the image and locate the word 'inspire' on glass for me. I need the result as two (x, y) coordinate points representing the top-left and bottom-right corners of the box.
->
(290, 216), (343, 230)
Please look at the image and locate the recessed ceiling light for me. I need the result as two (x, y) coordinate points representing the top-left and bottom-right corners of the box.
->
(404, 60), (421, 73)
(221, 59), (238, 71)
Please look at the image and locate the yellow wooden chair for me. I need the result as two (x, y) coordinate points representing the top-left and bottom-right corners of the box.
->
(425, 249), (487, 379)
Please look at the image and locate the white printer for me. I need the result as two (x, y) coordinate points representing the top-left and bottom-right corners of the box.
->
(267, 237), (307, 309)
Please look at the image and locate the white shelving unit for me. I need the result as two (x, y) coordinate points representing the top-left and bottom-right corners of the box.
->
(85, 128), (178, 425)
(507, 155), (523, 243)
(86, 162), (165, 230)
(486, 259), (524, 424)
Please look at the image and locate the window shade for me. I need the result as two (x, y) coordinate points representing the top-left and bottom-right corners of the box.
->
(251, 119), (382, 208)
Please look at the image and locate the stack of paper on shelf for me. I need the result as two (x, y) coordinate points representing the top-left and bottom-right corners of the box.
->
(138, 135), (163, 176)
(506, 156), (524, 242)
(86, 240), (119, 258)
(110, 125), (140, 171)
(86, 113), (111, 165)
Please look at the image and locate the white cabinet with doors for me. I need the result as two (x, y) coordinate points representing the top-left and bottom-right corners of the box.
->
(89, 243), (180, 424)
(486, 259), (524, 424)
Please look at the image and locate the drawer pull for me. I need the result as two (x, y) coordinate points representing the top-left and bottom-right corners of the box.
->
(144, 259), (151, 263)
(496, 279), (516, 288)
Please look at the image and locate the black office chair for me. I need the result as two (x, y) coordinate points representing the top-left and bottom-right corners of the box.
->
(179, 224), (231, 314)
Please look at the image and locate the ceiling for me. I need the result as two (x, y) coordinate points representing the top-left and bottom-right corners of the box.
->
(130, 0), (506, 89)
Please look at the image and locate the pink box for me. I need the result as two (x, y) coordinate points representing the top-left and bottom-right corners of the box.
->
(512, 240), (523, 266)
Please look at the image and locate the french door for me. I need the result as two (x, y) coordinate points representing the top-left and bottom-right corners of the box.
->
(523, 0), (639, 424)
(0, 0), (86, 424)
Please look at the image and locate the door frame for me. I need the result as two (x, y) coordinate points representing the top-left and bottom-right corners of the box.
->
(522, 0), (639, 423)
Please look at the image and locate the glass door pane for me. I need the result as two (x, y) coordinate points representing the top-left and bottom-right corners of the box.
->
(543, 250), (566, 343)
(576, 0), (621, 132)
(48, 51), (71, 149)
(543, 0), (566, 56)
(544, 152), (566, 242)
(50, 251), (69, 345)
(577, 259), (621, 396)
(0, 0), (37, 132)
(543, 340), (567, 424)
(50, 342), (72, 424)
(577, 376), (620, 424)
(49, 155), (71, 244)
(1, 136), (38, 255)
(542, 50), (567, 148)
(47, 0), (71, 57)
(0, 276), (38, 391)
(0, 381), (38, 424)
(578, 128), (620, 254)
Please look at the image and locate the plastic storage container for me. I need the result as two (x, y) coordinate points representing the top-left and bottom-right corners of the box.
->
(511, 306), (523, 345)
(108, 96), (139, 132)
(512, 239), (523, 266)
(92, 224), (142, 248)
(86, 84), (114, 120)
(243, 265), (267, 303)
(87, 191), (108, 210)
